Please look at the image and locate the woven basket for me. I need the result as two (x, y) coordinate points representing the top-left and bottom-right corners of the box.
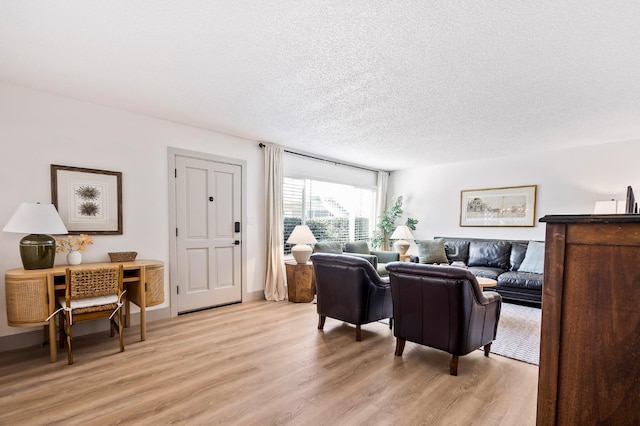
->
(108, 251), (138, 262)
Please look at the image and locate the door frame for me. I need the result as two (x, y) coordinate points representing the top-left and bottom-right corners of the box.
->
(167, 147), (247, 317)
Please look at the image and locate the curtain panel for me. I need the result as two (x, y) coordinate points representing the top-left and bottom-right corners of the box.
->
(263, 143), (286, 301)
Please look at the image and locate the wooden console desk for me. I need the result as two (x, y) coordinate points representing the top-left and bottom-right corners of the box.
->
(5, 260), (164, 362)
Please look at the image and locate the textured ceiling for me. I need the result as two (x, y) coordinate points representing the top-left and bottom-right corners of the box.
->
(1, 1), (639, 171)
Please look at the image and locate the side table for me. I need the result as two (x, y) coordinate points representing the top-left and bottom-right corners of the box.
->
(476, 277), (498, 291)
(285, 261), (315, 303)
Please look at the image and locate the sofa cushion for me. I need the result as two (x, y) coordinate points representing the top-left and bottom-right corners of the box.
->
(518, 241), (545, 274)
(468, 241), (511, 270)
(467, 266), (503, 280)
(313, 241), (342, 254)
(344, 241), (370, 255)
(443, 240), (470, 263)
(510, 242), (528, 271)
(497, 271), (543, 290)
(417, 239), (448, 264)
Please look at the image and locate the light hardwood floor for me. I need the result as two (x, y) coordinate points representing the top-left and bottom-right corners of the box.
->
(0, 301), (538, 425)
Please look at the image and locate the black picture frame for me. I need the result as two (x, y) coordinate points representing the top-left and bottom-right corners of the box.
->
(51, 164), (123, 234)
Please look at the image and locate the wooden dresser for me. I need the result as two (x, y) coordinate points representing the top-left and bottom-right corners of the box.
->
(537, 215), (640, 425)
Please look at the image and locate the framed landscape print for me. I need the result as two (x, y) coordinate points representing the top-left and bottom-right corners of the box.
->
(51, 164), (122, 234)
(460, 185), (537, 227)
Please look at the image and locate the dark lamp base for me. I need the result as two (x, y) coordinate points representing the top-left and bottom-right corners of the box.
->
(19, 234), (56, 270)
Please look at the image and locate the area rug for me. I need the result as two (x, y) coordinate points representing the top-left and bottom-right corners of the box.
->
(489, 302), (541, 365)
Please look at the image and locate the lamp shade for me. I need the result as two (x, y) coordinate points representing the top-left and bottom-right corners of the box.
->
(3, 203), (68, 234)
(286, 225), (317, 264)
(390, 225), (414, 240)
(3, 203), (68, 270)
(286, 225), (318, 245)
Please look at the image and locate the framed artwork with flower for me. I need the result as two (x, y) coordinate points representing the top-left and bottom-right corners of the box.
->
(51, 164), (122, 234)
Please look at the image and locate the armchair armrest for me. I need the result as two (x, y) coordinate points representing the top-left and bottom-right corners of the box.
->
(371, 250), (400, 263)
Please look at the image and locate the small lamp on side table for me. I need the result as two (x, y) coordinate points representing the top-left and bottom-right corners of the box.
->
(286, 225), (318, 264)
(390, 225), (414, 257)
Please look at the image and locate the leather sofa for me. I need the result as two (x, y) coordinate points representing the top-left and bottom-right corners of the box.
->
(386, 262), (502, 375)
(412, 237), (544, 306)
(313, 241), (399, 276)
(310, 253), (393, 341)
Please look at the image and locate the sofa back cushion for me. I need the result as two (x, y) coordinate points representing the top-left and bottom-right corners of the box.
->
(344, 241), (370, 255)
(510, 242), (529, 271)
(443, 240), (470, 263)
(468, 240), (511, 270)
(416, 239), (449, 264)
(313, 241), (343, 254)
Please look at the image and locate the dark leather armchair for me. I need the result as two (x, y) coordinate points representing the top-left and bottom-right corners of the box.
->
(386, 262), (502, 375)
(311, 253), (393, 341)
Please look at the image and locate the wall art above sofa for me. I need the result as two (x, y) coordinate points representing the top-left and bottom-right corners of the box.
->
(460, 185), (537, 227)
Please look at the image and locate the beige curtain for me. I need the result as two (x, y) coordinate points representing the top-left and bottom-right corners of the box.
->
(263, 143), (286, 301)
(376, 171), (389, 221)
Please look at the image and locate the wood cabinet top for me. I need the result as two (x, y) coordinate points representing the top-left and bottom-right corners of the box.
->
(540, 214), (640, 224)
(5, 259), (163, 278)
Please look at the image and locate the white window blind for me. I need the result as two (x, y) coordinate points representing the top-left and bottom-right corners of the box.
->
(283, 177), (376, 254)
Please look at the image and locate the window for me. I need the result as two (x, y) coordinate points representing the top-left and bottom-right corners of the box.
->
(283, 177), (376, 254)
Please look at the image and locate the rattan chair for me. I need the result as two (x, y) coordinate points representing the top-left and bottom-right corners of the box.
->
(57, 265), (126, 365)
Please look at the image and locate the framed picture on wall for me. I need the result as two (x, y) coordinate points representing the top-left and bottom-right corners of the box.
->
(51, 164), (123, 234)
(460, 185), (537, 227)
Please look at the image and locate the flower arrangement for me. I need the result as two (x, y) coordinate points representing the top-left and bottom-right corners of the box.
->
(56, 234), (94, 252)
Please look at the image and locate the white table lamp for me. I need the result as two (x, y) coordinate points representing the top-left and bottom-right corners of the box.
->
(286, 225), (318, 264)
(390, 225), (414, 256)
(3, 202), (68, 270)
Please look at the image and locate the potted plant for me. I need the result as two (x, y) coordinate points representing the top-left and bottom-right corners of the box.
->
(371, 196), (418, 250)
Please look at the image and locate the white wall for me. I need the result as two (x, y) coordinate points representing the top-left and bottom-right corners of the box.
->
(0, 82), (266, 339)
(388, 139), (640, 252)
(2, 80), (639, 342)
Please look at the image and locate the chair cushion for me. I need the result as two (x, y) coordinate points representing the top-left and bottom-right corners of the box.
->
(468, 241), (511, 270)
(518, 241), (545, 274)
(313, 241), (342, 254)
(344, 241), (370, 255)
(417, 239), (449, 264)
(59, 294), (118, 309)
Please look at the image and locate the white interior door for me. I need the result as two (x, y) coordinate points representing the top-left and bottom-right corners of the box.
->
(175, 155), (242, 312)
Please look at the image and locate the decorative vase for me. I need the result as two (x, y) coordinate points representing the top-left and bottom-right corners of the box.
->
(67, 250), (82, 265)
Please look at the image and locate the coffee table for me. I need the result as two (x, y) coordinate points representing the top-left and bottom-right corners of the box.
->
(476, 277), (498, 291)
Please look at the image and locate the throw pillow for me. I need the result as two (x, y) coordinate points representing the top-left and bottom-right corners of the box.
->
(417, 239), (449, 264)
(518, 241), (545, 274)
